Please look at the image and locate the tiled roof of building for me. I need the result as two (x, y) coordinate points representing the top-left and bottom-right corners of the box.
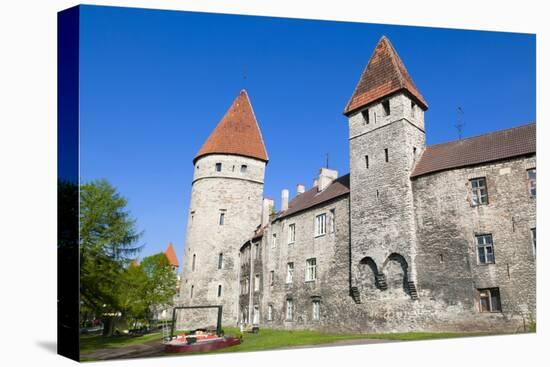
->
(344, 36), (428, 116)
(411, 123), (536, 178)
(164, 242), (179, 267)
(276, 174), (350, 220)
(194, 90), (268, 163)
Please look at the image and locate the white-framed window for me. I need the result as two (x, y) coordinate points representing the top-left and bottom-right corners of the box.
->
(531, 228), (536, 257)
(471, 177), (489, 206)
(306, 258), (317, 281)
(478, 288), (501, 312)
(286, 299), (294, 320)
(312, 300), (320, 321)
(286, 262), (294, 284)
(272, 233), (277, 248)
(527, 168), (536, 198)
(215, 162), (222, 172)
(329, 209), (335, 233)
(476, 234), (495, 264)
(270, 270), (275, 286)
(254, 274), (260, 291)
(267, 304), (273, 321)
(315, 213), (326, 236)
(288, 223), (296, 244)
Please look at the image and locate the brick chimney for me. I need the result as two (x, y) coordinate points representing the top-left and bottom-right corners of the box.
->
(318, 168), (338, 192)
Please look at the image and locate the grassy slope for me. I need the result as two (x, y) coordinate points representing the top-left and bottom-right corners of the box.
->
(80, 332), (162, 354)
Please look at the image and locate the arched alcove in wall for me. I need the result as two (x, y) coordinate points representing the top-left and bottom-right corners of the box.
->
(382, 253), (409, 294)
(358, 256), (380, 295)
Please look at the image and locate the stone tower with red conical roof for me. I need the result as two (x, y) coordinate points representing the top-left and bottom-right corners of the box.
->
(178, 90), (268, 328)
(345, 36), (428, 298)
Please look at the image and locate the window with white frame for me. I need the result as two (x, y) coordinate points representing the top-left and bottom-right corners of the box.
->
(306, 258), (317, 281)
(476, 234), (495, 264)
(478, 288), (501, 312)
(254, 274), (260, 291)
(315, 213), (326, 236)
(286, 299), (294, 320)
(312, 300), (320, 320)
(286, 262), (294, 283)
(527, 168), (536, 198)
(470, 177), (489, 206)
(267, 304), (273, 321)
(272, 233), (277, 248)
(288, 223), (296, 244)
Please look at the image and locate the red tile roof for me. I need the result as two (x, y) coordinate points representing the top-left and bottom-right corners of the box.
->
(194, 90), (268, 163)
(344, 36), (428, 116)
(164, 242), (179, 267)
(276, 174), (350, 220)
(411, 123), (536, 178)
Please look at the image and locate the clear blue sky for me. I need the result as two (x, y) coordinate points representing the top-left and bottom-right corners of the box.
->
(79, 5), (536, 265)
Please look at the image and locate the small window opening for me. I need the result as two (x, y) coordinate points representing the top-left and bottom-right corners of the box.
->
(362, 109), (370, 124)
(411, 101), (416, 117)
(215, 162), (222, 172)
(241, 164), (248, 173)
(382, 100), (390, 116)
(384, 148), (389, 162)
(219, 212), (225, 225)
(365, 155), (369, 169)
(217, 284), (222, 297)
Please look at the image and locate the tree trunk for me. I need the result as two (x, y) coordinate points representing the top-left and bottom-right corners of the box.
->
(102, 317), (114, 337)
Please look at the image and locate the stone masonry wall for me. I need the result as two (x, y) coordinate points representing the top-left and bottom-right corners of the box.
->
(177, 154), (265, 329)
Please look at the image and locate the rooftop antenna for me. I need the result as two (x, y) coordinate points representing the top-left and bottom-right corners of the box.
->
(455, 106), (465, 140)
(243, 65), (248, 86)
(325, 153), (329, 169)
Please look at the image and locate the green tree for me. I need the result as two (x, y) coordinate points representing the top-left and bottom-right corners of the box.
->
(79, 179), (142, 336)
(140, 253), (178, 322)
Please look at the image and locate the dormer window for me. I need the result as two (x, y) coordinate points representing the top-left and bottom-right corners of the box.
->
(382, 100), (390, 116)
(362, 109), (370, 124)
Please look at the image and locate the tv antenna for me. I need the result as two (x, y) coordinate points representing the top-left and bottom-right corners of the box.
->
(455, 106), (465, 140)
(325, 153), (329, 169)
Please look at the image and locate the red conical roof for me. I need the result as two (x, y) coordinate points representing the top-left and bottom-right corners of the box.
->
(194, 90), (268, 163)
(344, 36), (428, 116)
(164, 242), (179, 267)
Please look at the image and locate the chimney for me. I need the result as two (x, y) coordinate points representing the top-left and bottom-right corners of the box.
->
(296, 184), (305, 195)
(261, 198), (274, 226)
(313, 179), (318, 187)
(318, 168), (338, 192)
(281, 189), (289, 212)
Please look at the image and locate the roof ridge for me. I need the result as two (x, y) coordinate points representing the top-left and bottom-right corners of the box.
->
(425, 122), (536, 149)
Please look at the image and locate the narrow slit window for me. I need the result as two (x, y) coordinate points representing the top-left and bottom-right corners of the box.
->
(384, 148), (389, 162)
(365, 155), (369, 169)
(362, 109), (370, 124)
(219, 212), (225, 225)
(192, 254), (196, 271)
(217, 285), (222, 297)
(382, 100), (390, 116)
(218, 253), (223, 269)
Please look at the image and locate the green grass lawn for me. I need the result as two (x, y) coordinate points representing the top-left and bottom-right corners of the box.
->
(208, 328), (493, 354)
(80, 327), (505, 359)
